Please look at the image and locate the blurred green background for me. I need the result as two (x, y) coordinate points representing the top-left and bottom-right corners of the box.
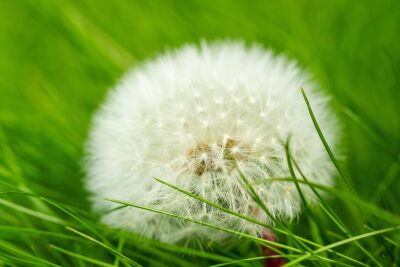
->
(0, 0), (399, 266)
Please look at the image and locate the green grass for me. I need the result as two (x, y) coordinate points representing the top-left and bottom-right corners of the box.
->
(0, 0), (399, 266)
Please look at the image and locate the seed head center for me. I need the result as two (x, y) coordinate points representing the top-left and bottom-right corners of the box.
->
(187, 138), (252, 175)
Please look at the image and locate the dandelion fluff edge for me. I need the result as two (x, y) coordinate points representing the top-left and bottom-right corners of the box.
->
(84, 41), (338, 243)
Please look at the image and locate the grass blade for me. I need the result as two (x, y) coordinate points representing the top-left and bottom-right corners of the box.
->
(66, 226), (142, 267)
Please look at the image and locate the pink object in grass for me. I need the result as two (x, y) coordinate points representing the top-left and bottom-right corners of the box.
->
(262, 229), (286, 267)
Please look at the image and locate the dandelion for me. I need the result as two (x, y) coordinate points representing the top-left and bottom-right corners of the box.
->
(85, 41), (337, 245)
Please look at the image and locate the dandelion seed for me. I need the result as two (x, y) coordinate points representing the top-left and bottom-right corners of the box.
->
(85, 41), (338, 244)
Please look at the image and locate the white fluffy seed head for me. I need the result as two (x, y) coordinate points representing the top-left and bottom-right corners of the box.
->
(85, 41), (337, 243)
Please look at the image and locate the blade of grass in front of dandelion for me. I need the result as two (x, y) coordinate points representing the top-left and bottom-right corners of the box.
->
(104, 198), (300, 255)
(301, 88), (354, 192)
(236, 168), (330, 265)
(284, 143), (332, 266)
(235, 166), (320, 264)
(265, 177), (400, 224)
(209, 255), (294, 267)
(154, 177), (280, 232)
(284, 225), (400, 267)
(303, 88), (394, 261)
(291, 158), (346, 230)
(235, 167), (325, 267)
(235, 167), (282, 227)
(209, 254), (355, 267)
(289, 156), (383, 267)
(154, 178), (367, 267)
(156, 176), (318, 262)
(284, 140), (308, 208)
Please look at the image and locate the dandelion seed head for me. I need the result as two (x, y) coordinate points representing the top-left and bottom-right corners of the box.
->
(85, 41), (338, 243)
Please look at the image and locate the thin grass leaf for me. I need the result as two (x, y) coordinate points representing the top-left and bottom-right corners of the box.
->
(141, 239), (234, 263)
(0, 198), (65, 225)
(113, 234), (125, 267)
(209, 255), (291, 267)
(289, 155), (382, 267)
(301, 89), (393, 259)
(265, 177), (400, 224)
(154, 177), (279, 232)
(284, 139), (308, 208)
(301, 88), (354, 192)
(284, 225), (400, 266)
(0, 240), (61, 267)
(104, 198), (300, 254)
(364, 225), (400, 248)
(234, 166), (322, 265)
(0, 226), (80, 241)
(41, 197), (107, 242)
(50, 244), (115, 267)
(0, 127), (57, 218)
(236, 166), (328, 267)
(209, 254), (355, 267)
(154, 178), (368, 267)
(0, 254), (50, 266)
(66, 226), (142, 267)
